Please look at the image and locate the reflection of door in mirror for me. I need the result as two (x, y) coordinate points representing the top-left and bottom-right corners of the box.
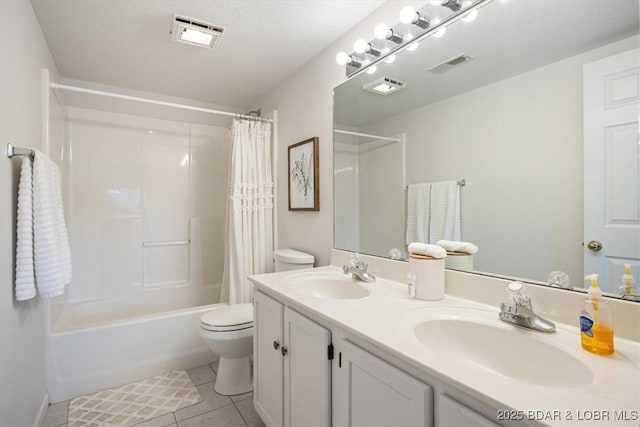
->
(334, 130), (405, 259)
(584, 49), (640, 296)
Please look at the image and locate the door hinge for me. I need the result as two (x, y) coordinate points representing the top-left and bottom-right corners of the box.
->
(328, 343), (334, 360)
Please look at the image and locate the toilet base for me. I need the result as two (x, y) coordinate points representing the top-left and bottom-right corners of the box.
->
(214, 356), (253, 396)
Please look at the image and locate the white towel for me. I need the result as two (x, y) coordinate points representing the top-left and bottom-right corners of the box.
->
(405, 183), (431, 245)
(33, 151), (71, 298)
(408, 242), (447, 259)
(437, 240), (478, 255)
(15, 157), (36, 301)
(429, 181), (461, 244)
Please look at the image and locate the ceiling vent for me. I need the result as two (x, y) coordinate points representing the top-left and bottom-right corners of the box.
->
(362, 76), (407, 95)
(427, 54), (474, 74)
(171, 14), (224, 49)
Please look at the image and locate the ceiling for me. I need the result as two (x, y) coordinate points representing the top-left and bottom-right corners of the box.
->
(335, 0), (640, 129)
(30, 0), (384, 109)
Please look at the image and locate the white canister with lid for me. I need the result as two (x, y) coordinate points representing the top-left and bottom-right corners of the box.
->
(409, 254), (445, 300)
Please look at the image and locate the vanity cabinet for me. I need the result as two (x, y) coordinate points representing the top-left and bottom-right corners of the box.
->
(437, 394), (500, 427)
(333, 339), (433, 426)
(253, 290), (331, 427)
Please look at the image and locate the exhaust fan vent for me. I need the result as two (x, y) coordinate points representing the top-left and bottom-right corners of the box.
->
(171, 14), (224, 49)
(428, 54), (474, 74)
(362, 76), (407, 95)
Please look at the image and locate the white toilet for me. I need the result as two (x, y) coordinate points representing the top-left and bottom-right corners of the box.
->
(199, 248), (314, 395)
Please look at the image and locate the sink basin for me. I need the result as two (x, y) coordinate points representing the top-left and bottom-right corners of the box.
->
(283, 272), (370, 299)
(407, 308), (594, 388)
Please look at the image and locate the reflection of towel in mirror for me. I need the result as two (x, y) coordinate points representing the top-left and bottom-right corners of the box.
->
(429, 181), (460, 243)
(405, 183), (430, 245)
(437, 240), (478, 255)
(408, 242), (447, 259)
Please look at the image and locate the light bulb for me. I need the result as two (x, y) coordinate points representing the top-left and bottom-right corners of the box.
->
(336, 51), (350, 66)
(374, 23), (390, 40)
(385, 54), (396, 64)
(366, 65), (377, 75)
(462, 9), (478, 23)
(407, 42), (419, 51)
(399, 6), (417, 24)
(354, 38), (368, 54)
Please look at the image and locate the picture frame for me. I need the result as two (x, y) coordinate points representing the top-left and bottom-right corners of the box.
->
(288, 137), (319, 211)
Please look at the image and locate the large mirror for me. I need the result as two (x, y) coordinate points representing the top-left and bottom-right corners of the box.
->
(333, 0), (639, 298)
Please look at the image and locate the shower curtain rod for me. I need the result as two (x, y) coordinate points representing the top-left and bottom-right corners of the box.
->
(333, 129), (401, 143)
(50, 83), (273, 123)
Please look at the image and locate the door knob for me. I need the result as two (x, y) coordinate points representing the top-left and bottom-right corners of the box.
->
(587, 240), (603, 252)
(281, 346), (288, 356)
(273, 340), (280, 350)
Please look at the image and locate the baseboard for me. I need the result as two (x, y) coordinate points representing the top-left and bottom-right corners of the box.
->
(33, 392), (49, 427)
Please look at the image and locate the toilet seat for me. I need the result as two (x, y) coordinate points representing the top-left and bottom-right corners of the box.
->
(200, 303), (254, 332)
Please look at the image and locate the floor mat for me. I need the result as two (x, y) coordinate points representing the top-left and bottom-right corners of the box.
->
(68, 370), (202, 427)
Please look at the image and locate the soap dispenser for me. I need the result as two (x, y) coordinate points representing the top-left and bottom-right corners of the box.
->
(621, 264), (636, 297)
(580, 274), (614, 355)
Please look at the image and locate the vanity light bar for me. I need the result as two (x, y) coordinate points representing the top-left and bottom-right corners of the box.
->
(337, 0), (492, 78)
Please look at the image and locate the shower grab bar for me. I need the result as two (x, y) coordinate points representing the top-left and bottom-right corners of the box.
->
(6, 143), (35, 158)
(143, 240), (190, 247)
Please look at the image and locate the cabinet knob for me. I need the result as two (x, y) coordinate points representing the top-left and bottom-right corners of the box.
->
(273, 340), (280, 350)
(281, 346), (288, 356)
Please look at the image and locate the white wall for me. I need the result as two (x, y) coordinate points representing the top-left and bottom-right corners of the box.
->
(0, 1), (60, 424)
(258, 1), (425, 266)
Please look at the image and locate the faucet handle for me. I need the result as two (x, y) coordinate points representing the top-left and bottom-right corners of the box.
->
(350, 252), (367, 269)
(506, 281), (531, 309)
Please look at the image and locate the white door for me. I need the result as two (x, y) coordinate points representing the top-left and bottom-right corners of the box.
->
(254, 291), (284, 427)
(284, 308), (331, 427)
(333, 339), (432, 427)
(583, 48), (640, 293)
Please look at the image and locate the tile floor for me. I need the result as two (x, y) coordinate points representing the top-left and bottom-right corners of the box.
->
(42, 362), (265, 427)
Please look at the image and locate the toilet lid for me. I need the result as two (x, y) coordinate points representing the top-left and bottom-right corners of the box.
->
(201, 303), (253, 331)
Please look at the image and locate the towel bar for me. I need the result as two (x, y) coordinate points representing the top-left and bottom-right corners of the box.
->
(6, 143), (35, 158)
(405, 179), (466, 190)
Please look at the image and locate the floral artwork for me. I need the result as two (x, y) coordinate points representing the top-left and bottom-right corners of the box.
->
(288, 137), (319, 211)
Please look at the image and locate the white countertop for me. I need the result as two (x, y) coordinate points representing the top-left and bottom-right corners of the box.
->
(249, 266), (640, 427)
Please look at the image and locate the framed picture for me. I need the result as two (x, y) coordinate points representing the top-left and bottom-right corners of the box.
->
(288, 137), (319, 211)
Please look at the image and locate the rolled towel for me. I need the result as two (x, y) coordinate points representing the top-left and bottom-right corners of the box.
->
(408, 242), (447, 259)
(437, 240), (479, 255)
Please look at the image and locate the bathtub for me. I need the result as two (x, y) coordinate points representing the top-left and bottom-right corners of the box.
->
(45, 300), (221, 403)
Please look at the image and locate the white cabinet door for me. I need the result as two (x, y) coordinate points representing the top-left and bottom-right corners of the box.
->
(437, 394), (499, 427)
(334, 340), (433, 427)
(254, 291), (285, 427)
(284, 308), (331, 427)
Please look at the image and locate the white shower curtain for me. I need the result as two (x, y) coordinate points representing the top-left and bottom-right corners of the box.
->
(221, 118), (274, 304)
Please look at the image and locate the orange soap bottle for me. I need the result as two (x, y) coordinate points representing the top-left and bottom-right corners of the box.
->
(580, 274), (614, 356)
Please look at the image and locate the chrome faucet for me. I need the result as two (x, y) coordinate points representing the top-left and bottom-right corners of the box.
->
(499, 281), (555, 333)
(343, 253), (376, 283)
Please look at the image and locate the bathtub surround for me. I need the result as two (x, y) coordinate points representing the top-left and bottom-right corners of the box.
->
(0, 1), (63, 425)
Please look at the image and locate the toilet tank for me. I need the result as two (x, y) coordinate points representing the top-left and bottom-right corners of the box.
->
(273, 249), (315, 272)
